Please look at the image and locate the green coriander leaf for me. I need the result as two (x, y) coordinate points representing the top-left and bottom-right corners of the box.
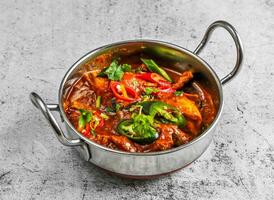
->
(105, 61), (123, 80)
(93, 117), (100, 128)
(142, 94), (153, 101)
(115, 103), (121, 111)
(144, 87), (159, 95)
(97, 60), (132, 81)
(129, 104), (143, 113)
(97, 67), (108, 77)
(100, 113), (109, 120)
(117, 113), (159, 144)
(174, 91), (184, 96)
(106, 106), (115, 113)
(111, 98), (121, 112)
(132, 114), (157, 138)
(134, 66), (143, 73)
(121, 64), (131, 72)
(132, 79), (139, 90)
(90, 129), (96, 137)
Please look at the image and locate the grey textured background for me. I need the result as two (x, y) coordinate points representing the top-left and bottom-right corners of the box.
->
(0, 0), (273, 199)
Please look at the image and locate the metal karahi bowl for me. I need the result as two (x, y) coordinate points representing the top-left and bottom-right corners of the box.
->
(30, 20), (243, 178)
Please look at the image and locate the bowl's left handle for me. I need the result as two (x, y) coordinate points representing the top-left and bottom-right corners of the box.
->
(29, 92), (90, 161)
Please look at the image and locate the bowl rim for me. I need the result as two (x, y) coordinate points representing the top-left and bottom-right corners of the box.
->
(58, 39), (224, 156)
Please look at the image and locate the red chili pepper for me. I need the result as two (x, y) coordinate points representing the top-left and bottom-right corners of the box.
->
(110, 81), (139, 101)
(82, 123), (91, 137)
(136, 73), (171, 88)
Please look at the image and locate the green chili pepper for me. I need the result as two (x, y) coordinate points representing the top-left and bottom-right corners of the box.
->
(139, 101), (157, 115)
(141, 58), (173, 82)
(117, 114), (159, 144)
(78, 109), (92, 129)
(149, 101), (186, 128)
(174, 91), (184, 96)
(100, 113), (109, 120)
(144, 87), (159, 95)
(139, 101), (186, 128)
(97, 60), (131, 81)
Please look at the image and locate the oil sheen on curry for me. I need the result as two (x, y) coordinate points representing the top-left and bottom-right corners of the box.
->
(63, 55), (217, 153)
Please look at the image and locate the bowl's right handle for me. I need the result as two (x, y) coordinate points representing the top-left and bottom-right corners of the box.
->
(29, 92), (90, 161)
(194, 20), (243, 85)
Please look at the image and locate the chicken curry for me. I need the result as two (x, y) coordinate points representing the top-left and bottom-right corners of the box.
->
(63, 55), (216, 152)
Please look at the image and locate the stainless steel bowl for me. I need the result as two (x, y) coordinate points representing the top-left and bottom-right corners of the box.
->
(30, 20), (243, 178)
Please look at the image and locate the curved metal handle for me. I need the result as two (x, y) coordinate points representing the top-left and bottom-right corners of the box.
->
(30, 92), (84, 146)
(194, 20), (243, 85)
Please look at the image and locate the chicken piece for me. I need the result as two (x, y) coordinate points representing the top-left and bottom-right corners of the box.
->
(92, 134), (112, 148)
(85, 70), (110, 95)
(143, 124), (174, 152)
(83, 53), (113, 71)
(192, 83), (216, 126)
(171, 125), (193, 146)
(70, 101), (95, 111)
(183, 93), (200, 103)
(65, 108), (81, 128)
(92, 134), (138, 152)
(110, 135), (138, 152)
(184, 119), (202, 136)
(64, 76), (97, 110)
(143, 124), (192, 152)
(163, 94), (203, 135)
(201, 91), (216, 126)
(164, 95), (202, 121)
(139, 63), (148, 71)
(172, 71), (193, 90)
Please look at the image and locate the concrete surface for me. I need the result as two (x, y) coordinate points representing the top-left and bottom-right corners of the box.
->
(0, 0), (273, 199)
